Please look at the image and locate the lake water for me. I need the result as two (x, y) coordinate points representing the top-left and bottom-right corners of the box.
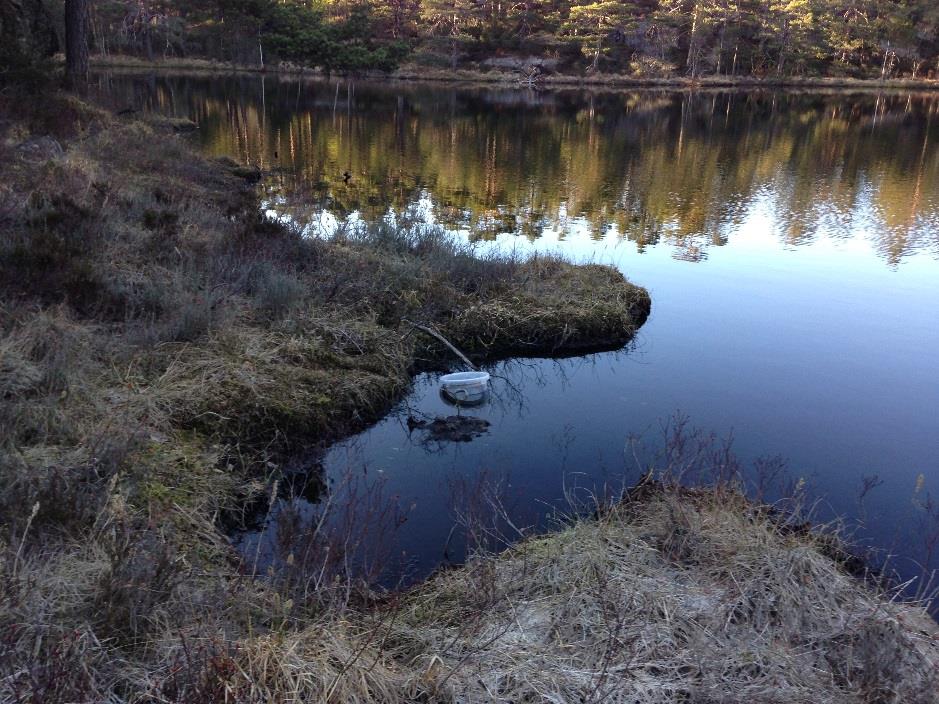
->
(97, 73), (939, 593)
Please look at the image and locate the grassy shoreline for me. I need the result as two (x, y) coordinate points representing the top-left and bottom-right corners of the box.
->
(89, 54), (939, 91)
(2, 89), (938, 702)
(0, 89), (651, 700)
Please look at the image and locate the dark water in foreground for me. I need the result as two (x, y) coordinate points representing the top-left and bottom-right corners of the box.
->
(97, 73), (939, 592)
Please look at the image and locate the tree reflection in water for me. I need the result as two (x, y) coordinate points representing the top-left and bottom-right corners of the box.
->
(94, 72), (939, 267)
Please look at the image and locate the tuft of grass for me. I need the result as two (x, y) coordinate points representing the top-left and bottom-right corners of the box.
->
(92, 524), (183, 645)
(157, 321), (411, 445)
(247, 263), (306, 319)
(445, 259), (651, 357)
(385, 487), (939, 703)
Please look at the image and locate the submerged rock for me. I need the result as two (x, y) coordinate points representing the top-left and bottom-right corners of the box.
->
(407, 415), (491, 443)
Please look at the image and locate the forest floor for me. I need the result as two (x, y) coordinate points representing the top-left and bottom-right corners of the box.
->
(90, 54), (939, 91)
(1, 85), (937, 703)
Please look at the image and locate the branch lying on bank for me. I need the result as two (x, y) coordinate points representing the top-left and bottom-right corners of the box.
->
(402, 318), (478, 371)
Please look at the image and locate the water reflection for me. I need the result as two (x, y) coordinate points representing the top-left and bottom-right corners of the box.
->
(97, 73), (939, 602)
(94, 72), (939, 266)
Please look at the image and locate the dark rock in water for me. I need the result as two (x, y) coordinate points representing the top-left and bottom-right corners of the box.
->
(407, 415), (490, 443)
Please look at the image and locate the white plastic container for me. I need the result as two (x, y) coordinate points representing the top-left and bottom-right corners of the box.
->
(440, 371), (490, 403)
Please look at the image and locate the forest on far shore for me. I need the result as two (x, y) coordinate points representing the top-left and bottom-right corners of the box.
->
(11, 0), (939, 80)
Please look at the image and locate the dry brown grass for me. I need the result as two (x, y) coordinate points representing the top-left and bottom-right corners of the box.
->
(45, 484), (928, 704)
(156, 319), (411, 444)
(389, 488), (939, 703)
(448, 261), (651, 357)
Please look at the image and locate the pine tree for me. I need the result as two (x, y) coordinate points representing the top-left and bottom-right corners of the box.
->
(65, 0), (91, 88)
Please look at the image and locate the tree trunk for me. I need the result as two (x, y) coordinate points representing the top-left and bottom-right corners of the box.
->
(715, 24), (725, 75)
(776, 21), (789, 76)
(65, 0), (90, 89)
(450, 8), (458, 70)
(144, 24), (154, 62)
(686, 5), (699, 78)
(592, 17), (602, 70)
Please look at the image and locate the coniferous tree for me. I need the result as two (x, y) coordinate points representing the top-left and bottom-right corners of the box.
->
(38, 0), (939, 79)
(65, 0), (91, 87)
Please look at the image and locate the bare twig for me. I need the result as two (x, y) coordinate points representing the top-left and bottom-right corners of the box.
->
(401, 318), (478, 371)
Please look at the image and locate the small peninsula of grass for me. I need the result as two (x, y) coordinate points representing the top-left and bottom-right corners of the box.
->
(0, 88), (650, 448)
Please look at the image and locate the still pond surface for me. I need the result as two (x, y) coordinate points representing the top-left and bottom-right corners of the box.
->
(99, 73), (939, 589)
